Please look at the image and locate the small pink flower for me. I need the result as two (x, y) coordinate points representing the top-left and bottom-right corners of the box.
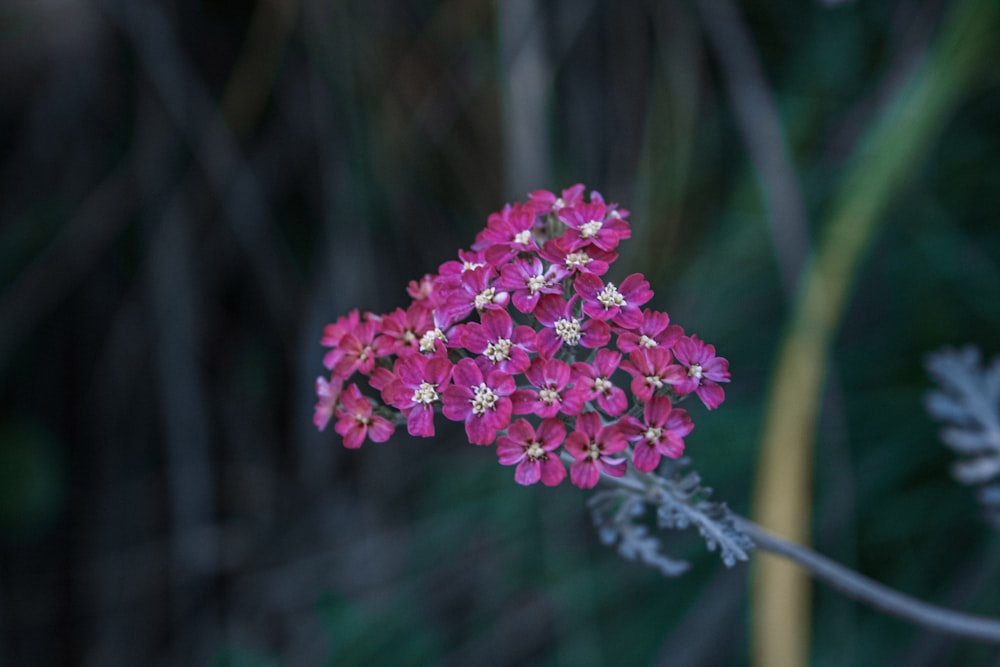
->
(476, 204), (541, 264)
(330, 318), (386, 379)
(558, 201), (631, 252)
(538, 236), (617, 277)
(575, 273), (653, 330)
(406, 274), (435, 303)
(620, 347), (685, 403)
(497, 418), (567, 486)
(670, 335), (731, 410)
(564, 412), (628, 488)
(441, 358), (515, 445)
(533, 295), (611, 359)
(616, 308), (683, 354)
(383, 354), (453, 437)
(571, 348), (628, 416)
(529, 183), (586, 213)
(437, 266), (510, 323)
(458, 309), (536, 375)
(620, 395), (693, 472)
(320, 309), (362, 370)
(497, 256), (565, 314)
(334, 383), (395, 448)
(511, 357), (585, 418)
(313, 375), (342, 432)
(376, 303), (433, 357)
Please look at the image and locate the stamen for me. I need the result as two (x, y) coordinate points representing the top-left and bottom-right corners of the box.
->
(485, 338), (513, 363)
(526, 275), (547, 293)
(539, 388), (560, 405)
(596, 282), (626, 309)
(580, 220), (602, 239)
(554, 317), (582, 345)
(471, 383), (499, 416)
(526, 442), (545, 460)
(411, 382), (439, 405)
(474, 287), (497, 310)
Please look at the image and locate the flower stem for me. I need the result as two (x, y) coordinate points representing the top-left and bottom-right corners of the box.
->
(733, 517), (1000, 643)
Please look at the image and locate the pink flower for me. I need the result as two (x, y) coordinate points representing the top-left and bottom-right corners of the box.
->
(571, 348), (628, 416)
(620, 347), (686, 403)
(669, 335), (731, 409)
(533, 295), (611, 358)
(529, 183), (586, 213)
(538, 236), (617, 277)
(334, 384), (395, 448)
(497, 418), (567, 486)
(476, 204), (541, 264)
(441, 358), (516, 445)
(321, 309), (362, 370)
(313, 375), (342, 432)
(620, 395), (693, 472)
(330, 318), (385, 379)
(616, 309), (683, 354)
(406, 274), (435, 303)
(437, 266), (510, 322)
(564, 412), (628, 488)
(383, 354), (453, 437)
(511, 357), (585, 418)
(457, 309), (536, 375)
(375, 303), (433, 357)
(558, 201), (631, 252)
(496, 256), (565, 314)
(574, 273), (653, 330)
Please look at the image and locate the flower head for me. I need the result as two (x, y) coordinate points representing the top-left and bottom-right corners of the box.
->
(670, 335), (731, 410)
(497, 418), (567, 486)
(334, 383), (395, 448)
(441, 358), (515, 445)
(564, 412), (628, 488)
(620, 395), (693, 471)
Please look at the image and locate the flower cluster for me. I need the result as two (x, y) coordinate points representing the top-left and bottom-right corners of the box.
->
(314, 185), (730, 489)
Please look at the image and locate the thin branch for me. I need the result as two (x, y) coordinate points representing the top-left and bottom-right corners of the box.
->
(734, 517), (1000, 643)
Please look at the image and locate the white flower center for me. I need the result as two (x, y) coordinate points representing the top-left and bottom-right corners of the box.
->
(688, 364), (703, 380)
(553, 197), (566, 210)
(471, 383), (499, 416)
(526, 274), (547, 293)
(645, 375), (663, 388)
(587, 442), (600, 460)
(565, 251), (591, 269)
(644, 427), (663, 443)
(419, 328), (446, 353)
(639, 335), (657, 349)
(596, 282), (626, 309)
(485, 338), (513, 363)
(554, 317), (582, 345)
(539, 388), (560, 405)
(580, 220), (602, 239)
(593, 377), (612, 393)
(513, 230), (532, 245)
(411, 382), (439, 405)
(474, 287), (497, 310)
(526, 441), (545, 460)
(463, 260), (485, 272)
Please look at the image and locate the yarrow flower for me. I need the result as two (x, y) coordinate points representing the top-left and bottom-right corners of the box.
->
(313, 184), (730, 489)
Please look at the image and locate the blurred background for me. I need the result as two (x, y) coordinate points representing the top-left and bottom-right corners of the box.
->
(2, 0), (1000, 664)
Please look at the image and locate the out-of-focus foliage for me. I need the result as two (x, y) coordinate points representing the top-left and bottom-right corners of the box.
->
(1, 0), (999, 665)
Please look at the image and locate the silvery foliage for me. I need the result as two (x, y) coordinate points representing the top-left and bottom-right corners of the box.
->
(925, 345), (1000, 529)
(588, 458), (753, 576)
